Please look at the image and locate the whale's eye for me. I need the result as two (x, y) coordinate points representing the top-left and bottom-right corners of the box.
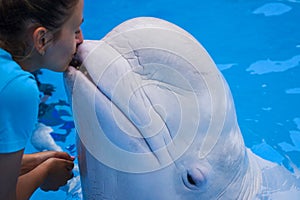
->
(187, 173), (196, 185)
(182, 168), (207, 190)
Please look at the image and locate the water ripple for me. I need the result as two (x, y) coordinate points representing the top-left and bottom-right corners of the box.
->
(253, 3), (292, 17)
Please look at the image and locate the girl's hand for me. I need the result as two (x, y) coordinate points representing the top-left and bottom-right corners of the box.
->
(20, 151), (75, 175)
(39, 157), (75, 191)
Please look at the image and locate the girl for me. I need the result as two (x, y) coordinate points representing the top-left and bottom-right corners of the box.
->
(0, 0), (84, 199)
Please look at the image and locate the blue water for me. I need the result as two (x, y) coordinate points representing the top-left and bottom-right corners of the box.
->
(28, 0), (300, 199)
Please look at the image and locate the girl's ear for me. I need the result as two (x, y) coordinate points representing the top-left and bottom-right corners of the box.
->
(32, 27), (52, 56)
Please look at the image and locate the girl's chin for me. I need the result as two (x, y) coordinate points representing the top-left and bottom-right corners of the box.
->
(52, 64), (70, 72)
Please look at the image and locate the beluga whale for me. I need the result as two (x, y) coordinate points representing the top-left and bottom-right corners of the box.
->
(64, 17), (300, 199)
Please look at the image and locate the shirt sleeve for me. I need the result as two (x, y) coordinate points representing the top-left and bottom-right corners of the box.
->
(0, 75), (39, 153)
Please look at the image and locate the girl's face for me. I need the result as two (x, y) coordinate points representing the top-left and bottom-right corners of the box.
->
(42, 0), (84, 72)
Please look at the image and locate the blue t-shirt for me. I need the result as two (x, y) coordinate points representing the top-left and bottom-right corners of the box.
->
(0, 48), (39, 153)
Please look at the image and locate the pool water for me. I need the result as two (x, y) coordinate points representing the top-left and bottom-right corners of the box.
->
(28, 0), (300, 199)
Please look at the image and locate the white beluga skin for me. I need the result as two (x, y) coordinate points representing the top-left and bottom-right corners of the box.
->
(64, 17), (300, 199)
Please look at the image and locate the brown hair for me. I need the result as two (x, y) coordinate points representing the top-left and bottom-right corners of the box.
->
(0, 0), (79, 60)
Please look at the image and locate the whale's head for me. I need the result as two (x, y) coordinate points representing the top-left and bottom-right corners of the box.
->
(64, 17), (251, 199)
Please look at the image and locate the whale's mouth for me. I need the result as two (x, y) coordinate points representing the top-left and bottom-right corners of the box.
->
(69, 53), (82, 70)
(68, 51), (96, 86)
(69, 65), (96, 91)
